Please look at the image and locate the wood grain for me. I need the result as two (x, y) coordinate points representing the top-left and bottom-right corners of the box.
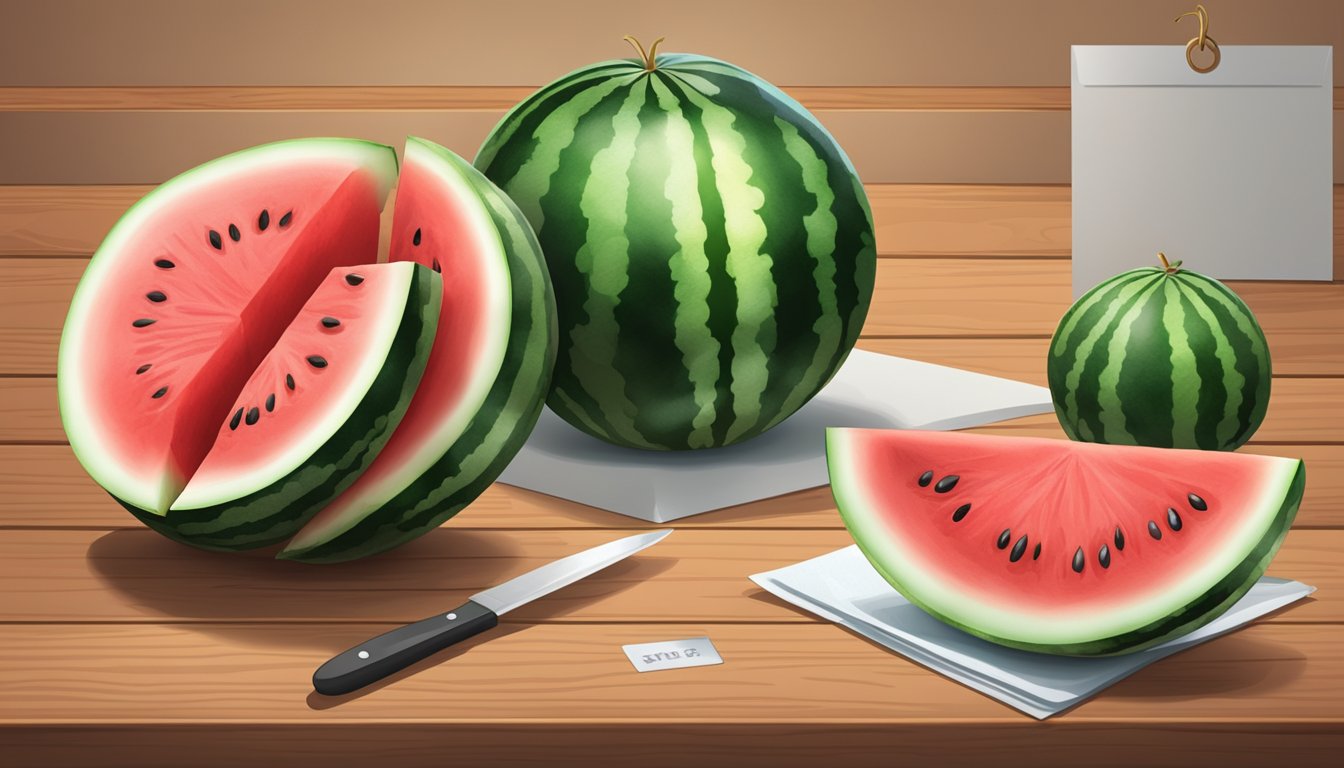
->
(3, 257), (1342, 374)
(0, 528), (1335, 625)
(0, 621), (1338, 723)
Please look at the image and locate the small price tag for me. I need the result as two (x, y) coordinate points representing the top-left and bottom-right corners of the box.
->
(622, 636), (723, 673)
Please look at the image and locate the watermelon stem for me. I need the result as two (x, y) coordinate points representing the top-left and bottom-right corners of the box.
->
(1157, 251), (1183, 275)
(623, 35), (666, 71)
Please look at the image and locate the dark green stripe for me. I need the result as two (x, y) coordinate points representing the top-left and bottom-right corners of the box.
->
(1114, 283), (1174, 447)
(1179, 275), (1270, 449)
(1177, 288), (1229, 449)
(1068, 277), (1161, 444)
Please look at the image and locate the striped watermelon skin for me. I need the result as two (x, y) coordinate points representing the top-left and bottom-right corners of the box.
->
(476, 53), (876, 450)
(1047, 265), (1271, 451)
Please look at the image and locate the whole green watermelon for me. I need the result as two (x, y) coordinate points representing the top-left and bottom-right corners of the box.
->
(475, 40), (876, 450)
(1048, 255), (1271, 451)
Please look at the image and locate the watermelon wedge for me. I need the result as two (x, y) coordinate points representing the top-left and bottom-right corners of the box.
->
(278, 138), (557, 563)
(59, 138), (398, 515)
(133, 262), (440, 550)
(827, 429), (1305, 655)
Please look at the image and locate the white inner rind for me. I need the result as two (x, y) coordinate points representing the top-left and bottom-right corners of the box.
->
(58, 139), (398, 514)
(282, 139), (514, 550)
(169, 263), (418, 511)
(827, 428), (1300, 647)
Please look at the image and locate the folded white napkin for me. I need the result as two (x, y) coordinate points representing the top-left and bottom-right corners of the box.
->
(750, 545), (1315, 719)
(498, 350), (1053, 521)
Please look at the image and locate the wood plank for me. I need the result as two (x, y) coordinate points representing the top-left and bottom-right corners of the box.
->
(7, 723), (1342, 768)
(0, 111), (1097, 185)
(5, 445), (1340, 532)
(5, 184), (1339, 266)
(3, 439), (1342, 531)
(0, 85), (1080, 112)
(0, 622), (1339, 731)
(10, 85), (1340, 113)
(4, 257), (1342, 374)
(0, 528), (1334, 625)
(4, 1), (1340, 87)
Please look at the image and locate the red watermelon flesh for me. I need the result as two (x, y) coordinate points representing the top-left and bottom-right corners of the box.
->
(281, 137), (515, 556)
(59, 140), (397, 514)
(827, 428), (1305, 655)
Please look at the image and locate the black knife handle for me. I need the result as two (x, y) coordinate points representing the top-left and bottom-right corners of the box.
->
(313, 600), (498, 695)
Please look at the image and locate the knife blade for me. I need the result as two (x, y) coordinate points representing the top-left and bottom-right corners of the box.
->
(312, 529), (672, 695)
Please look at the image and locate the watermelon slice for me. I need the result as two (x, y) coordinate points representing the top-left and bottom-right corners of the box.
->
(132, 262), (440, 550)
(827, 429), (1306, 656)
(60, 136), (556, 561)
(59, 139), (398, 515)
(279, 138), (557, 563)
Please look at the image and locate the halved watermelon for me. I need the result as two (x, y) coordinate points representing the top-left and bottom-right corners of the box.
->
(131, 262), (440, 550)
(827, 429), (1305, 655)
(278, 138), (557, 563)
(58, 138), (398, 515)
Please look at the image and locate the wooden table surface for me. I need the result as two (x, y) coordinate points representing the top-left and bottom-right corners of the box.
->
(2, 2), (1342, 765)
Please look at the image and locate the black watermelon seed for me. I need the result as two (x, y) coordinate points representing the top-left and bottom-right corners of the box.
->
(1148, 520), (1163, 540)
(306, 355), (328, 369)
(413, 227), (422, 246)
(1188, 493), (1207, 511)
(265, 393), (275, 412)
(208, 230), (222, 250)
(278, 210), (293, 228)
(996, 529), (1011, 549)
(245, 407), (259, 426)
(321, 316), (341, 328)
(258, 210), (270, 231)
(1114, 526), (1125, 551)
(345, 273), (364, 286)
(146, 291), (166, 302)
(135, 364), (151, 375)
(229, 408), (243, 430)
(1167, 507), (1183, 531)
(951, 503), (971, 522)
(228, 223), (240, 242)
(934, 475), (960, 493)
(285, 373), (295, 390)
(1098, 545), (1111, 569)
(1009, 535), (1028, 562)
(154, 258), (175, 269)
(132, 318), (156, 328)
(151, 386), (168, 399)
(432, 258), (441, 273)
(917, 470), (933, 487)
(1072, 547), (1085, 573)
(1032, 543), (1041, 560)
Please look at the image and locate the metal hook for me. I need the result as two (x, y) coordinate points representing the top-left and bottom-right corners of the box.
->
(1174, 4), (1210, 50)
(1175, 4), (1219, 73)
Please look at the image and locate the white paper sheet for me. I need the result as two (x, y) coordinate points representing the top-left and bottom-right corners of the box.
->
(1071, 45), (1333, 295)
(497, 350), (1053, 521)
(750, 545), (1315, 719)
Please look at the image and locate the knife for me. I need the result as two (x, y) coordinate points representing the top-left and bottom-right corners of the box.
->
(312, 529), (673, 695)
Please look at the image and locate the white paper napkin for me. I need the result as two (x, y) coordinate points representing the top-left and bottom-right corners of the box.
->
(750, 545), (1315, 719)
(498, 350), (1053, 521)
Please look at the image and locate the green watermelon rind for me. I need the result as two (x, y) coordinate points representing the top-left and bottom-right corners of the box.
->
(125, 264), (442, 551)
(826, 428), (1306, 656)
(1047, 266), (1272, 452)
(476, 54), (876, 451)
(59, 138), (400, 515)
(276, 140), (558, 563)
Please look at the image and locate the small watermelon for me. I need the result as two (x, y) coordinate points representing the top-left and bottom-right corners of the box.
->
(1048, 254), (1271, 451)
(59, 137), (556, 560)
(827, 428), (1305, 656)
(476, 37), (877, 451)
